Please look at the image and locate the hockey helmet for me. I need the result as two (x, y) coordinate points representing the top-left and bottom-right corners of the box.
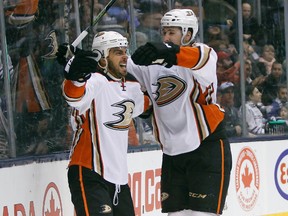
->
(92, 31), (128, 58)
(161, 9), (199, 44)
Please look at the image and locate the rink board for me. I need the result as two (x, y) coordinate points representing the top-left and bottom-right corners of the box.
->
(1, 139), (288, 216)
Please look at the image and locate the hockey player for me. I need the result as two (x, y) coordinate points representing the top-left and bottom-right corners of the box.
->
(128, 9), (232, 216)
(59, 31), (150, 216)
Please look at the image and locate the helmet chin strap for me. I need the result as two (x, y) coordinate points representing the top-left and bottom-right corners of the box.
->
(181, 37), (191, 46)
(181, 29), (193, 46)
(98, 59), (108, 74)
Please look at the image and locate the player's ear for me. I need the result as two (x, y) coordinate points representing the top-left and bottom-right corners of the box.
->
(184, 31), (193, 44)
(98, 58), (106, 68)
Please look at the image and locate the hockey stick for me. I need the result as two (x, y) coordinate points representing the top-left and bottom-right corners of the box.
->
(71, 0), (117, 47)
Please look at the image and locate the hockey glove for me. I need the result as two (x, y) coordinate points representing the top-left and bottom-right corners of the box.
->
(131, 42), (180, 68)
(64, 51), (99, 82)
(56, 43), (88, 66)
(56, 43), (77, 66)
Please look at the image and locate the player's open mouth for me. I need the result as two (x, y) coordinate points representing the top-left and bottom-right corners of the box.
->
(120, 63), (126, 68)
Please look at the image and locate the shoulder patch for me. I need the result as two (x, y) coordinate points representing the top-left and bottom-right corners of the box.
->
(193, 46), (211, 70)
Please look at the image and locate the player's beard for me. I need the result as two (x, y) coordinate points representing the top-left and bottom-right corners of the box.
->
(107, 58), (127, 79)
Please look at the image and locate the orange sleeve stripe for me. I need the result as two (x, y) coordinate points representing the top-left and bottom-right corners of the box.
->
(176, 47), (200, 68)
(63, 80), (86, 98)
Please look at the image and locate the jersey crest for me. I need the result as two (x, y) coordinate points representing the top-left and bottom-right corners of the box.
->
(153, 75), (187, 106)
(104, 100), (135, 130)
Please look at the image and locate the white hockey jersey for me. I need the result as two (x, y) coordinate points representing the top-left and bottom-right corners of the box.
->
(127, 42), (225, 156)
(62, 72), (149, 185)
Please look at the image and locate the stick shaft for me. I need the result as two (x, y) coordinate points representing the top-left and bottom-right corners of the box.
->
(71, 0), (117, 47)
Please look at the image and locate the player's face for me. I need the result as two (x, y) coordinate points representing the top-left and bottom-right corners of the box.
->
(107, 47), (128, 78)
(161, 27), (182, 46)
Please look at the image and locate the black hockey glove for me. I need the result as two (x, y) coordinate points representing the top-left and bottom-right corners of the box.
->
(131, 42), (180, 68)
(56, 43), (83, 66)
(64, 51), (99, 82)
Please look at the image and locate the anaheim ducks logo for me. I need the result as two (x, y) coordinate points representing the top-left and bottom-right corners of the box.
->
(99, 204), (112, 213)
(104, 100), (135, 130)
(154, 75), (186, 106)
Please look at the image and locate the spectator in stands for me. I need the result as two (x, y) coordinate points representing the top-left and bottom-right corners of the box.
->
(234, 59), (264, 108)
(205, 26), (231, 48)
(135, 31), (148, 47)
(279, 104), (288, 124)
(218, 82), (242, 137)
(239, 85), (266, 135)
(258, 44), (276, 75)
(243, 37), (260, 64)
(241, 37), (268, 83)
(216, 50), (240, 84)
(136, 0), (165, 43)
(243, 59), (267, 87)
(258, 61), (284, 106)
(174, 0), (183, 9)
(267, 84), (288, 119)
(107, 0), (129, 26)
(244, 59), (253, 85)
(241, 2), (262, 45)
(107, 0), (140, 30)
(229, 2), (263, 47)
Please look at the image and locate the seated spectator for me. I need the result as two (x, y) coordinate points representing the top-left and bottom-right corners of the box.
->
(136, 0), (165, 43)
(258, 44), (276, 75)
(280, 104), (288, 122)
(229, 2), (264, 48)
(234, 59), (264, 108)
(266, 105), (288, 135)
(136, 31), (148, 47)
(218, 82), (242, 137)
(258, 61), (284, 106)
(278, 105), (288, 133)
(239, 85), (266, 135)
(267, 84), (288, 119)
(243, 38), (261, 66)
(205, 27), (231, 51)
(107, 0), (140, 29)
(243, 59), (267, 87)
(241, 2), (263, 46)
(216, 50), (240, 84)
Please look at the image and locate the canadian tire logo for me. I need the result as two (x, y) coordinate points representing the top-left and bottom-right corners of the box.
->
(235, 147), (260, 211)
(42, 182), (63, 216)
